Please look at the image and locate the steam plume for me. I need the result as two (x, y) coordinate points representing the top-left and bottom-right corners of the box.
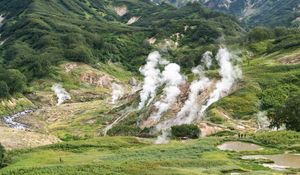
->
(138, 51), (167, 109)
(202, 51), (213, 69)
(51, 84), (71, 105)
(154, 47), (242, 144)
(200, 47), (242, 113)
(111, 83), (124, 104)
(149, 63), (185, 122)
(154, 52), (213, 133)
(155, 129), (171, 144)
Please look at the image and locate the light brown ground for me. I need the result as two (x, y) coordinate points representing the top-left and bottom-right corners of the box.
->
(0, 127), (60, 150)
(279, 53), (300, 64)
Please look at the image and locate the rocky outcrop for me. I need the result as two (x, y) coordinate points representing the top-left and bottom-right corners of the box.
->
(127, 16), (141, 25)
(114, 6), (128, 16)
(65, 63), (78, 73)
(80, 73), (114, 88)
(198, 122), (225, 137)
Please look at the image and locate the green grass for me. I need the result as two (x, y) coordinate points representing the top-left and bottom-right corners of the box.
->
(0, 136), (293, 175)
(0, 97), (35, 117)
(208, 48), (300, 119)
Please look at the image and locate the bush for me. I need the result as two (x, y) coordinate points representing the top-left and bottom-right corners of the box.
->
(260, 84), (298, 110)
(0, 144), (7, 168)
(247, 27), (274, 42)
(251, 131), (300, 147)
(0, 68), (27, 97)
(171, 124), (200, 139)
(270, 94), (300, 131)
(0, 81), (9, 98)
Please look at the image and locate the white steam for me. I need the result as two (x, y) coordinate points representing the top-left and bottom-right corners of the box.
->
(154, 47), (242, 144)
(256, 111), (270, 131)
(155, 129), (171, 144)
(149, 63), (185, 122)
(202, 51), (213, 69)
(154, 52), (213, 135)
(51, 84), (71, 106)
(200, 47), (242, 113)
(111, 83), (124, 104)
(138, 51), (167, 109)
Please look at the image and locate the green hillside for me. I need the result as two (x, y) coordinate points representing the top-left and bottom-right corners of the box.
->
(203, 0), (300, 28)
(0, 0), (300, 174)
(0, 0), (241, 98)
(154, 0), (300, 28)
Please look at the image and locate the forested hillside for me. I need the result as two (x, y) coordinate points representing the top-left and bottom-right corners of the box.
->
(203, 0), (300, 28)
(0, 0), (241, 98)
(153, 0), (300, 28)
(0, 0), (300, 174)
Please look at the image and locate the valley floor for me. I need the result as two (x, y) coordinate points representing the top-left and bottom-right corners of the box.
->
(0, 136), (299, 175)
(0, 44), (299, 175)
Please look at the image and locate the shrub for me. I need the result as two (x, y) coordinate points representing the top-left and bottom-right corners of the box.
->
(270, 94), (300, 131)
(0, 81), (9, 98)
(251, 131), (300, 147)
(0, 144), (7, 168)
(248, 27), (274, 42)
(260, 84), (298, 110)
(171, 124), (200, 139)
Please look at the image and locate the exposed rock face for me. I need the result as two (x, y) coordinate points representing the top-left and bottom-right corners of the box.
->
(127, 16), (140, 25)
(0, 15), (4, 27)
(128, 77), (138, 86)
(198, 122), (224, 137)
(114, 6), (128, 16)
(80, 73), (113, 88)
(279, 53), (300, 65)
(65, 63), (78, 73)
(148, 37), (157, 45)
(0, 15), (5, 46)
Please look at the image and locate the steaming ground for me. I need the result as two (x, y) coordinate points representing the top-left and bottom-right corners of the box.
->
(1, 46), (297, 150)
(51, 84), (71, 106)
(137, 47), (242, 143)
(0, 62), (136, 149)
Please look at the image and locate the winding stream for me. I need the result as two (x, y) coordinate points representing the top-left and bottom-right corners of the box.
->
(2, 110), (35, 130)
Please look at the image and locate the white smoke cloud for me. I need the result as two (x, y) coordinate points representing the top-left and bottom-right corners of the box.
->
(111, 83), (124, 104)
(51, 84), (71, 106)
(202, 51), (213, 69)
(200, 47), (242, 114)
(138, 51), (168, 109)
(176, 77), (211, 124)
(154, 52), (213, 132)
(154, 47), (242, 144)
(149, 63), (185, 122)
(256, 111), (270, 130)
(155, 129), (171, 144)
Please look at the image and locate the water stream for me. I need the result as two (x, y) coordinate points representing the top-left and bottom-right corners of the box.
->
(2, 110), (35, 130)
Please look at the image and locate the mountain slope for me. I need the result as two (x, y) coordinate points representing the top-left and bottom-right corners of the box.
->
(203, 0), (300, 27)
(153, 0), (300, 28)
(0, 0), (242, 99)
(0, 1), (299, 174)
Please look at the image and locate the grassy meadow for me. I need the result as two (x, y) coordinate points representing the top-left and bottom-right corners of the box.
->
(2, 134), (300, 175)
